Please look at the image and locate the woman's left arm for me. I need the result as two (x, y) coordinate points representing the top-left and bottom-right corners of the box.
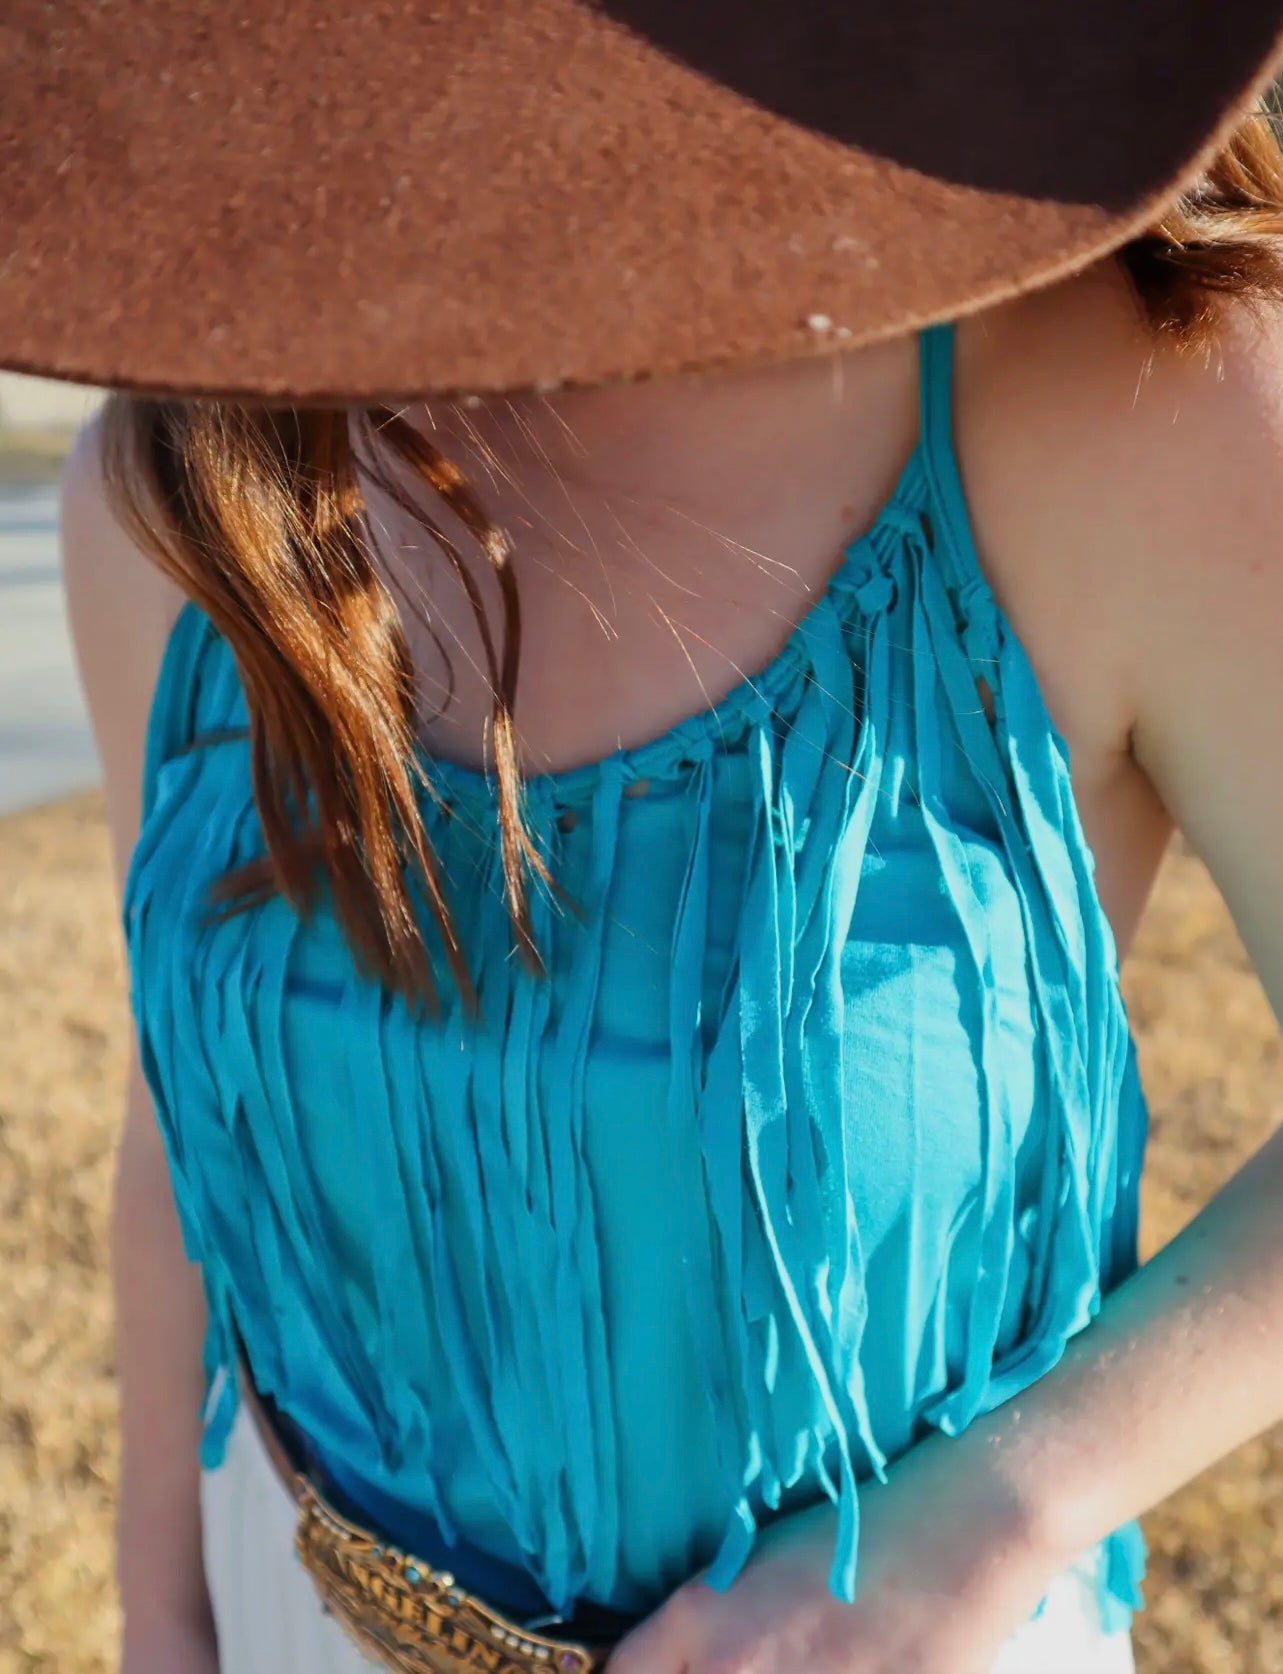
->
(1019, 300), (1283, 1559)
(609, 302), (1283, 1674)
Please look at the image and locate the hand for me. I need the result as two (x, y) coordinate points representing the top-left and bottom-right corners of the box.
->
(607, 1422), (1063, 1674)
(121, 1619), (220, 1674)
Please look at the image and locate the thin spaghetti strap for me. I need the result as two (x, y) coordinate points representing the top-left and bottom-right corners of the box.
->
(917, 321), (957, 461)
(915, 321), (991, 608)
(138, 597), (210, 824)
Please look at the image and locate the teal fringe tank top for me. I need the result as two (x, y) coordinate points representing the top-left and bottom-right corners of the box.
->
(122, 325), (1150, 1633)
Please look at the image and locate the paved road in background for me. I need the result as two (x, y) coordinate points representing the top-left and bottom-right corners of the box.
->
(0, 483), (100, 817)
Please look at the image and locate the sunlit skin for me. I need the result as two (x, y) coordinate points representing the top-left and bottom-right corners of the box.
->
(64, 258), (1283, 1672)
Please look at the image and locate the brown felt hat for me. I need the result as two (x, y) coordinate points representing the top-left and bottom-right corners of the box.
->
(4, 2), (1283, 403)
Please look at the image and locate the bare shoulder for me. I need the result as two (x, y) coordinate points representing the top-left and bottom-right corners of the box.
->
(60, 411), (189, 897)
(961, 259), (1283, 592)
(951, 262), (1283, 971)
(953, 262), (1283, 738)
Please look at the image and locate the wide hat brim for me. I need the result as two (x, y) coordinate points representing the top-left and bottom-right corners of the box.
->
(5, 1), (1283, 404)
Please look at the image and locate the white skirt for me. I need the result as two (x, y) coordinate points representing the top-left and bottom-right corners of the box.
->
(200, 1397), (1136, 1674)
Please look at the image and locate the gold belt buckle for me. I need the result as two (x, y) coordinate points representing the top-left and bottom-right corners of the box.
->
(294, 1476), (608, 1674)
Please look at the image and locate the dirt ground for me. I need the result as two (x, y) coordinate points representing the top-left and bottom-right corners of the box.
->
(0, 791), (1280, 1674)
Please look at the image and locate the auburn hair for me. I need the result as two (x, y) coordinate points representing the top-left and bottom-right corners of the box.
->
(101, 100), (1283, 1011)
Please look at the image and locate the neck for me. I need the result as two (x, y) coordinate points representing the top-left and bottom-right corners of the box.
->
(368, 331), (922, 773)
(407, 332), (920, 588)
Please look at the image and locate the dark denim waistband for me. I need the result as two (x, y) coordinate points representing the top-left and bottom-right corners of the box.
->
(273, 1401), (637, 1638)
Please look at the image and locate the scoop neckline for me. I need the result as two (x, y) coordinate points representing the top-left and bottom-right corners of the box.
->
(418, 437), (926, 809)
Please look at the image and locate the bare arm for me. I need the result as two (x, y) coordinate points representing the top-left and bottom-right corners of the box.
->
(60, 422), (217, 1665)
(942, 299), (1283, 1566)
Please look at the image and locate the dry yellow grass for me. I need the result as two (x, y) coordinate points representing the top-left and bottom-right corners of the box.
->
(0, 793), (123, 1674)
(0, 791), (1280, 1673)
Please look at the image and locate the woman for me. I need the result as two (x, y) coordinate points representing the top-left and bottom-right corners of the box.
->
(8, 3), (1283, 1671)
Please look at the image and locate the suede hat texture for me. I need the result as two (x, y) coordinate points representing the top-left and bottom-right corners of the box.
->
(4, 0), (1283, 402)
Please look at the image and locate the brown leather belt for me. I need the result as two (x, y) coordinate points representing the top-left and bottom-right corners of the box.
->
(239, 1365), (620, 1674)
